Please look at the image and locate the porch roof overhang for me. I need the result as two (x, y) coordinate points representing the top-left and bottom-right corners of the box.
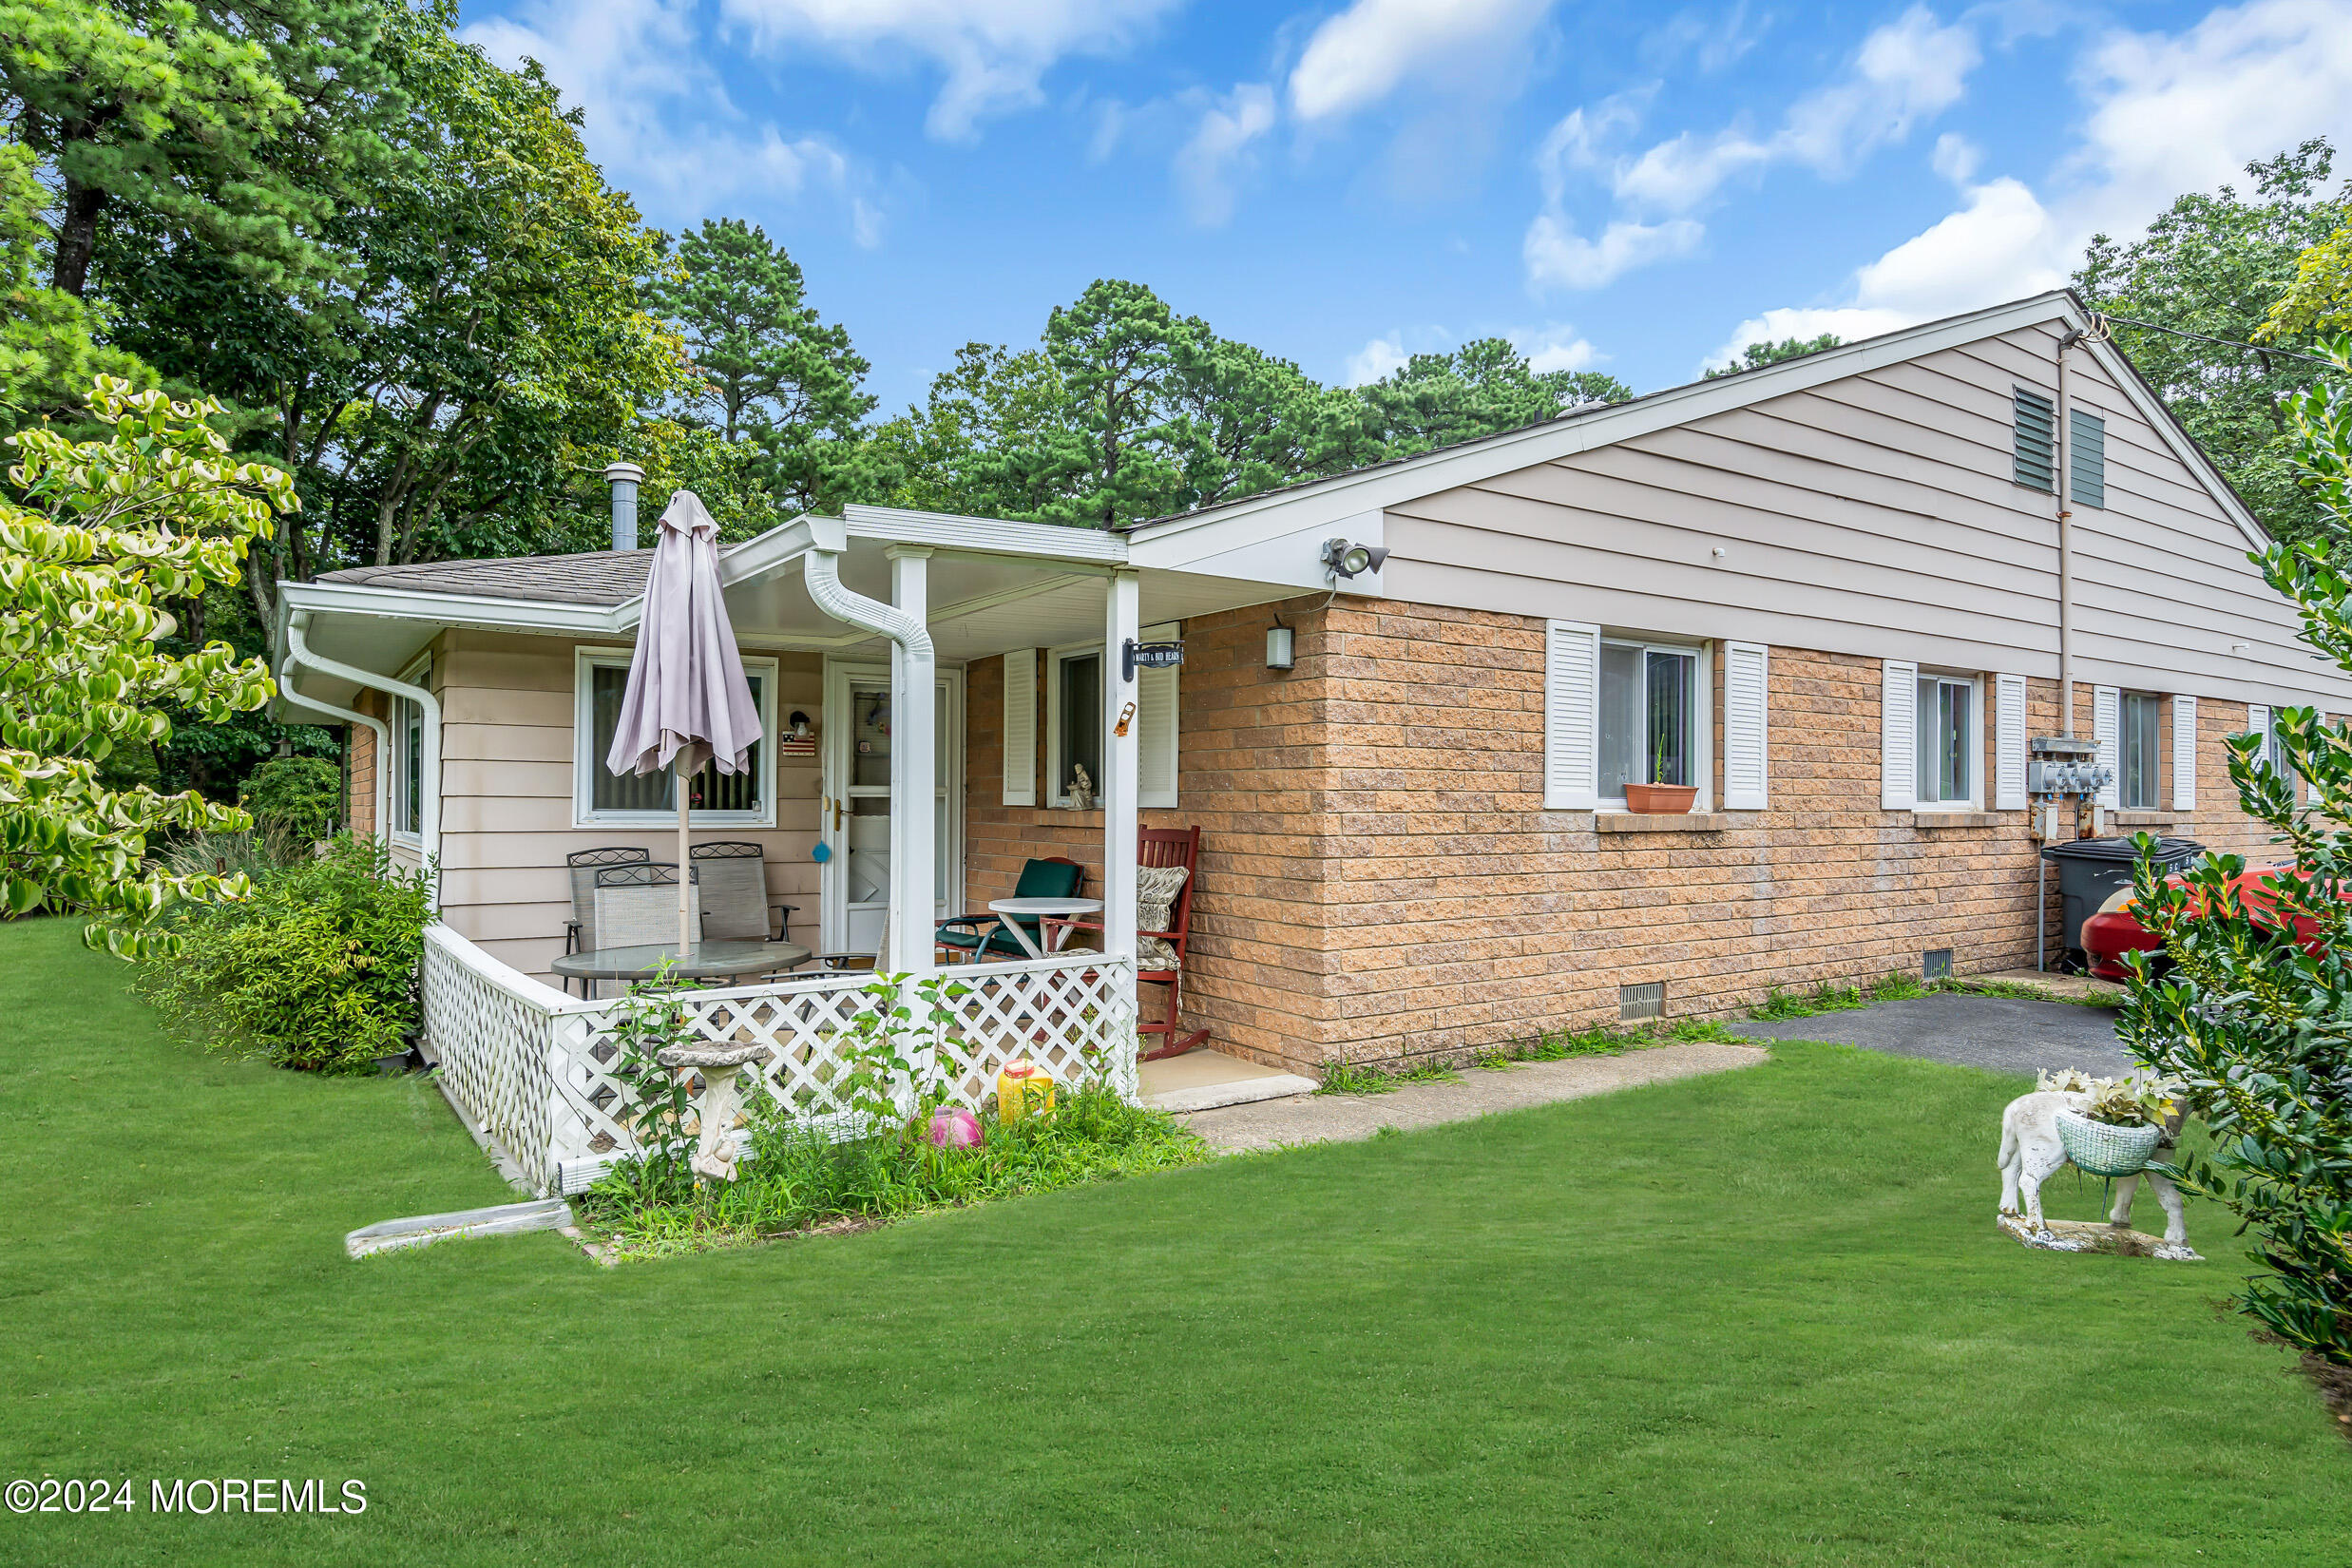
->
(271, 504), (1340, 717)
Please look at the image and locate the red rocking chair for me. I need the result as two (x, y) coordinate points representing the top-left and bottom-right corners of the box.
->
(1044, 826), (1209, 1061)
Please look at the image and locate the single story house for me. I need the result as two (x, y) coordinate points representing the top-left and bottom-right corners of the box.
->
(276, 289), (2352, 1081)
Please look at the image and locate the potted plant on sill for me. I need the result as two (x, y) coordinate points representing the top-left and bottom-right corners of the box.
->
(1623, 737), (1698, 814)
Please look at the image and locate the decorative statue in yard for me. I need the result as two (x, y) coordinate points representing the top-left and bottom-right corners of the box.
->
(1996, 1069), (2197, 1260)
(654, 1042), (773, 1182)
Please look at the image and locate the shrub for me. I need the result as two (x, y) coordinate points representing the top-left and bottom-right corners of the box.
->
(2118, 364), (2352, 1367)
(139, 835), (432, 1072)
(243, 755), (342, 843)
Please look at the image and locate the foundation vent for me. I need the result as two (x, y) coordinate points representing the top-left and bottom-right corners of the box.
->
(1922, 948), (1954, 981)
(1619, 982), (1665, 1023)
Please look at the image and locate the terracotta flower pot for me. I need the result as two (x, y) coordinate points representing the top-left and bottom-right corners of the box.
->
(1623, 783), (1698, 813)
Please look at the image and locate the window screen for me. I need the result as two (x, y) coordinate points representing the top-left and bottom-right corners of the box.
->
(2069, 408), (2106, 507)
(2120, 691), (2161, 810)
(1056, 649), (1102, 800)
(1598, 642), (1697, 799)
(2014, 387), (2056, 492)
(588, 663), (764, 813)
(1915, 676), (1974, 805)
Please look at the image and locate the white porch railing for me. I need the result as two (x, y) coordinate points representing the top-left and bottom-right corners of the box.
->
(419, 925), (1139, 1197)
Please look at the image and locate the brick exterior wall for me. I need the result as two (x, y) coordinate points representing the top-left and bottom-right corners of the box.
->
(346, 711), (377, 838)
(966, 595), (2281, 1076)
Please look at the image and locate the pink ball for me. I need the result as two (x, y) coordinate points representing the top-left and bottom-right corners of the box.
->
(927, 1106), (984, 1149)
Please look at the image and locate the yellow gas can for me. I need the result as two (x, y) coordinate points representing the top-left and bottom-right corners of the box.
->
(996, 1057), (1056, 1122)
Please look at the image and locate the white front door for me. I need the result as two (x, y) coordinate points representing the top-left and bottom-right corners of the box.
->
(820, 661), (963, 955)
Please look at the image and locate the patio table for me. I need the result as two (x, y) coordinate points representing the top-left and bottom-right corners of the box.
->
(551, 940), (813, 989)
(985, 897), (1105, 959)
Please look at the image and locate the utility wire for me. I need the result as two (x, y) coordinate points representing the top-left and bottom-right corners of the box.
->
(2090, 311), (2344, 373)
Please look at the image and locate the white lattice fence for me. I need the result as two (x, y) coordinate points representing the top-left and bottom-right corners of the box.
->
(419, 924), (582, 1194)
(422, 928), (1141, 1196)
(934, 952), (1139, 1105)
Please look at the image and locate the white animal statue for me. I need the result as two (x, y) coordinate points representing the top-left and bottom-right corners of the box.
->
(1997, 1073), (2189, 1255)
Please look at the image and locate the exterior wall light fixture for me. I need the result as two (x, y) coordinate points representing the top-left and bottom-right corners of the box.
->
(1266, 614), (1294, 672)
(1321, 538), (1390, 581)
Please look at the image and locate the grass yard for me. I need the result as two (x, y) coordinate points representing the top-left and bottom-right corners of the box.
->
(1, 913), (2345, 1567)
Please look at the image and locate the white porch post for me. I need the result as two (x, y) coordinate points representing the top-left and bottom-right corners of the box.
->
(1102, 570), (1140, 966)
(888, 545), (936, 977)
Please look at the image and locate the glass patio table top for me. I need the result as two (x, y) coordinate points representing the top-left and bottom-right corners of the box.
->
(549, 940), (813, 984)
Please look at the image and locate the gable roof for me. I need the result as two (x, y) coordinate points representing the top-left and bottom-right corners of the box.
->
(1123, 290), (2270, 562)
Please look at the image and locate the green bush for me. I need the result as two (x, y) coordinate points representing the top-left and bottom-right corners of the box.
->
(138, 835), (432, 1072)
(242, 755), (342, 843)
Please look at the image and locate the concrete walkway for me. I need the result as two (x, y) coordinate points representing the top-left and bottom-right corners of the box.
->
(1178, 1041), (1768, 1153)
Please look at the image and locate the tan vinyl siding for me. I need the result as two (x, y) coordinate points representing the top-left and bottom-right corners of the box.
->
(1385, 320), (2351, 716)
(428, 629), (822, 981)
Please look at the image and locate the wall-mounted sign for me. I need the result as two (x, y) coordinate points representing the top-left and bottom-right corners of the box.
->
(1122, 638), (1184, 681)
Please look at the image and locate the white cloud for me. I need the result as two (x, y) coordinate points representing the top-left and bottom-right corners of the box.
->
(1512, 324), (1602, 374)
(1345, 333), (1412, 386)
(1289, 0), (1557, 122)
(717, 0), (1181, 140)
(1930, 131), (1979, 185)
(1606, 5), (1979, 214)
(1709, 0), (2352, 373)
(1523, 212), (1702, 291)
(465, 0), (880, 239)
(1173, 84), (1276, 226)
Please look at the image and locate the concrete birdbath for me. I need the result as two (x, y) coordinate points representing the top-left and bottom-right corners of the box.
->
(655, 1042), (772, 1182)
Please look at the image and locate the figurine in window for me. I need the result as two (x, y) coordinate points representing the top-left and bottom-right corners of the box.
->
(1070, 763), (1094, 812)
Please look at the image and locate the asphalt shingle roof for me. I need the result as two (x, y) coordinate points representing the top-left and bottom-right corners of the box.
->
(315, 551), (652, 605)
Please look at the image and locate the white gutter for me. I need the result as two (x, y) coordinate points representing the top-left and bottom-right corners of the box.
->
(278, 671), (391, 849)
(284, 609), (442, 906)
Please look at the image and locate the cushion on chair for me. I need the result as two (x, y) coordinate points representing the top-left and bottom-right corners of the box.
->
(1135, 864), (1189, 970)
(1010, 858), (1085, 900)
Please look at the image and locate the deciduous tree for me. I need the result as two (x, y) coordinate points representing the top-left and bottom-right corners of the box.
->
(0, 379), (283, 954)
(2076, 141), (2347, 546)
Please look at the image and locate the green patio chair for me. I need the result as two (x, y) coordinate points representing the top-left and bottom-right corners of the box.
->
(935, 857), (1084, 963)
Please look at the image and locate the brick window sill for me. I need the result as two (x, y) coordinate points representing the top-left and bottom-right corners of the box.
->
(1909, 810), (2007, 829)
(1596, 812), (1734, 833)
(2109, 811), (2180, 827)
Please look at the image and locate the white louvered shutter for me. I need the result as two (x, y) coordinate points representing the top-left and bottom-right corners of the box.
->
(1722, 641), (1769, 810)
(1881, 660), (1918, 811)
(2248, 703), (2270, 776)
(2170, 695), (2196, 812)
(1138, 622), (1179, 809)
(1543, 621), (1600, 810)
(2093, 685), (2120, 808)
(1995, 674), (2027, 811)
(1001, 648), (1036, 806)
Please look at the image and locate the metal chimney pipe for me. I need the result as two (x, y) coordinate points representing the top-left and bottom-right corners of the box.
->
(602, 460), (645, 550)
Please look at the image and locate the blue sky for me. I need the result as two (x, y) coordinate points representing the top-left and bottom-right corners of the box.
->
(456, 0), (2352, 412)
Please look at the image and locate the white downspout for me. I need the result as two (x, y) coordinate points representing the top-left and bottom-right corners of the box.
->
(284, 609), (443, 907)
(279, 671), (391, 847)
(803, 528), (936, 976)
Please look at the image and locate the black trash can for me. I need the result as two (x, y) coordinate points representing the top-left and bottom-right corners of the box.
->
(2039, 834), (2206, 965)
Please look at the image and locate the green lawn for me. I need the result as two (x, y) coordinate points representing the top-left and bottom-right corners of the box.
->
(1, 914), (2344, 1567)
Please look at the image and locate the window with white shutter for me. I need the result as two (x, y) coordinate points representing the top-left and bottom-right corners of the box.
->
(1995, 674), (2027, 810)
(1002, 647), (1037, 806)
(1881, 660), (1918, 811)
(2247, 703), (2272, 777)
(1138, 621), (1179, 809)
(2170, 695), (2196, 811)
(1722, 641), (1769, 810)
(2092, 685), (2120, 809)
(1543, 621), (1600, 810)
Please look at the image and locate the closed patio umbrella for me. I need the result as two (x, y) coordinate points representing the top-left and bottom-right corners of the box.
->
(603, 490), (762, 953)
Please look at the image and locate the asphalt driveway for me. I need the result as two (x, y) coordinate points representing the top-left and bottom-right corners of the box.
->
(1731, 992), (2134, 1079)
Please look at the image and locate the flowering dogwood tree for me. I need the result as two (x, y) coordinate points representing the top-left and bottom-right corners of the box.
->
(0, 378), (286, 953)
